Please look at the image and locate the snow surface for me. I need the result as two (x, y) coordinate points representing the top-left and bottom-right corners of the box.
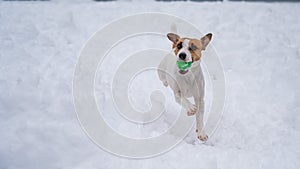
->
(0, 1), (300, 169)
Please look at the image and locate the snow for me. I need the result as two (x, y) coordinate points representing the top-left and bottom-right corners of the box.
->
(1, 0), (300, 169)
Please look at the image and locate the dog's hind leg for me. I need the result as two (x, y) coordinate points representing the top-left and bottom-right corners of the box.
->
(194, 97), (208, 141)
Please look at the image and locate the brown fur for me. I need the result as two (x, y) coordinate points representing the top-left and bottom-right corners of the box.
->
(167, 33), (212, 62)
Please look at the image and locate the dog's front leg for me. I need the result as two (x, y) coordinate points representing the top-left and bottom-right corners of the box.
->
(174, 90), (197, 116)
(194, 97), (208, 141)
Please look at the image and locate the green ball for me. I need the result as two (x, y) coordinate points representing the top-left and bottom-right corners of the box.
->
(177, 61), (192, 70)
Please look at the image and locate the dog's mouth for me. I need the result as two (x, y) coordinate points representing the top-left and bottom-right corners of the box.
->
(177, 60), (192, 75)
(179, 70), (188, 74)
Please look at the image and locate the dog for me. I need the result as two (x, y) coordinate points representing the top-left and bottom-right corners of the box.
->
(158, 32), (212, 141)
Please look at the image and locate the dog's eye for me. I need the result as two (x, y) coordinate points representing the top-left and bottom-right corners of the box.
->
(189, 43), (198, 51)
(188, 47), (196, 51)
(177, 42), (182, 49)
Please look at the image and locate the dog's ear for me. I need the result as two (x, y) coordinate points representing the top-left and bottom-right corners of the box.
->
(200, 33), (212, 50)
(167, 33), (180, 43)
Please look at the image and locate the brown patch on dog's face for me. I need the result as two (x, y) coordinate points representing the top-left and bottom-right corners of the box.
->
(167, 33), (213, 62)
(172, 38), (186, 56)
(188, 39), (202, 61)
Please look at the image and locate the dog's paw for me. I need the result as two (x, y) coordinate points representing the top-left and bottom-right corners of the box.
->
(197, 131), (208, 142)
(187, 104), (197, 116)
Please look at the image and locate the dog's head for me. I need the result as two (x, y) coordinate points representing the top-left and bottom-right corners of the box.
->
(167, 33), (212, 74)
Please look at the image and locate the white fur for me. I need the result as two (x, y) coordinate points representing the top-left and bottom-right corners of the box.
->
(158, 53), (208, 141)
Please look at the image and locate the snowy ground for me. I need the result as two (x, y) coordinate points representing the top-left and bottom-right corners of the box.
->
(1, 1), (300, 169)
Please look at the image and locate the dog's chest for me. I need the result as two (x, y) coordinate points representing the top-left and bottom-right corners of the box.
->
(175, 73), (198, 97)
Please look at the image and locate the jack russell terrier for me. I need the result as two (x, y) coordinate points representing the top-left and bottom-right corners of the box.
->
(158, 32), (212, 141)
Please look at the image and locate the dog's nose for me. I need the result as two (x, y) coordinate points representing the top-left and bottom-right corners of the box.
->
(179, 53), (186, 60)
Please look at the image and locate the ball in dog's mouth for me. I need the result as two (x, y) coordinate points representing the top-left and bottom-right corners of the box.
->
(179, 70), (188, 74)
(177, 61), (191, 75)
